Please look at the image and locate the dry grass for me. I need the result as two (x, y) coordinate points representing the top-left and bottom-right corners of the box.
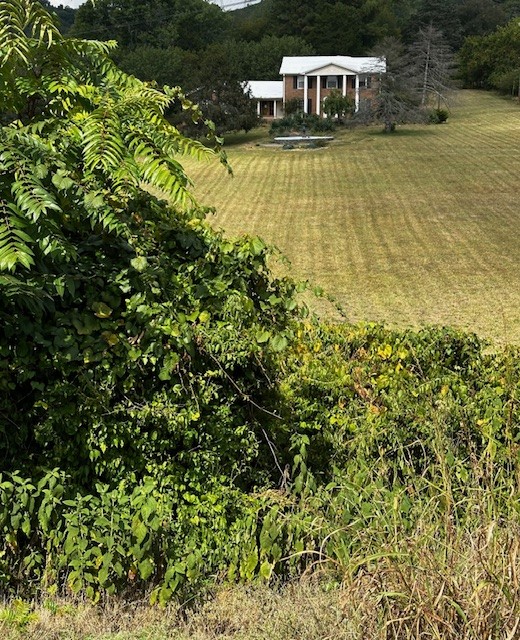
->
(0, 585), (351, 640)
(184, 91), (520, 344)
(342, 522), (520, 639)
(4, 522), (520, 640)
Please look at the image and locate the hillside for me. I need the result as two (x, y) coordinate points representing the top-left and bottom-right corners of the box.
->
(3, 4), (520, 638)
(186, 90), (520, 344)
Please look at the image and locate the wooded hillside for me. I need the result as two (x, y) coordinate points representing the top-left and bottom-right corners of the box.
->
(63, 0), (519, 84)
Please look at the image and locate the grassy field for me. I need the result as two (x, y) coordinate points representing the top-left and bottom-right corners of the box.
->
(185, 91), (520, 344)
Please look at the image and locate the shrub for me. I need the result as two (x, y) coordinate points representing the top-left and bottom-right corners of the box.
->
(270, 113), (334, 136)
(0, 0), (300, 490)
(429, 107), (449, 123)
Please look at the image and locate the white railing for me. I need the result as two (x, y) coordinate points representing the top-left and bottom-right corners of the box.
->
(206, 0), (261, 11)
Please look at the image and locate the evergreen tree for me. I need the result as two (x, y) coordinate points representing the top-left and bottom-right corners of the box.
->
(365, 37), (422, 132)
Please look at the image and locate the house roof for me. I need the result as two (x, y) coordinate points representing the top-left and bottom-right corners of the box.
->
(279, 56), (386, 76)
(245, 80), (283, 100)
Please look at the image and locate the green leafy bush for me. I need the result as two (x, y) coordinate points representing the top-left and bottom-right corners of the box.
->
(2, 2), (520, 609)
(0, 0), (300, 490)
(429, 107), (449, 123)
(270, 113), (335, 136)
(271, 322), (520, 492)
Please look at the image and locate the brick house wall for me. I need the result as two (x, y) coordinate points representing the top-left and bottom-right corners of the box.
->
(283, 73), (379, 115)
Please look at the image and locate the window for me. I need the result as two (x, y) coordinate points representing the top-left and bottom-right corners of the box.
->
(326, 75), (338, 89)
(359, 76), (372, 89)
(293, 76), (305, 90)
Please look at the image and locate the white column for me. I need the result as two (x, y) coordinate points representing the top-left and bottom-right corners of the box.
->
(304, 75), (308, 114)
(343, 75), (347, 97)
(355, 75), (360, 112)
(257, 101), (261, 116)
(316, 75), (321, 116)
(274, 100), (277, 118)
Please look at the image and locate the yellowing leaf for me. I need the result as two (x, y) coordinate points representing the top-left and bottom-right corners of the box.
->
(92, 301), (112, 318)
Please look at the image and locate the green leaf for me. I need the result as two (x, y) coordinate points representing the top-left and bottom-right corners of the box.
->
(259, 561), (273, 580)
(91, 301), (112, 318)
(138, 558), (154, 580)
(270, 334), (288, 352)
(130, 257), (148, 272)
(244, 550), (258, 577)
(249, 237), (265, 255)
(198, 310), (210, 323)
(256, 330), (270, 343)
(132, 519), (147, 545)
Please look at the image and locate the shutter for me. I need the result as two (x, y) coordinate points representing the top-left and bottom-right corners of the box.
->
(293, 76), (298, 89)
(322, 76), (327, 89)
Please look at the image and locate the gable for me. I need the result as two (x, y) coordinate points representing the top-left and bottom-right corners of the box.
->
(306, 63), (355, 76)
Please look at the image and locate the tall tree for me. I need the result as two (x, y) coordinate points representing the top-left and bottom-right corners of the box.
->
(366, 37), (422, 132)
(407, 0), (462, 48)
(116, 45), (198, 88)
(456, 0), (509, 41)
(181, 41), (259, 134)
(70, 0), (231, 50)
(238, 35), (315, 80)
(458, 18), (520, 92)
(264, 0), (402, 54)
(409, 25), (456, 107)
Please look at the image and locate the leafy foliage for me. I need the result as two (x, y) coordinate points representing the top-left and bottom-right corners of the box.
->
(70, 0), (231, 51)
(458, 18), (520, 93)
(0, 0), (293, 501)
(0, 2), (306, 600)
(273, 322), (513, 484)
(322, 89), (355, 121)
(0, 0), (220, 277)
(0, 470), (274, 601)
(3, 321), (520, 602)
(269, 112), (335, 135)
(178, 79), (259, 137)
(3, 0), (520, 610)
(0, 0), (300, 491)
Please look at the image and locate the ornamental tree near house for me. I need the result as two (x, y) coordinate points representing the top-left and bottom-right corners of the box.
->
(322, 89), (355, 122)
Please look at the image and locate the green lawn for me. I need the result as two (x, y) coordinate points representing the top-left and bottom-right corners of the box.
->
(185, 91), (520, 344)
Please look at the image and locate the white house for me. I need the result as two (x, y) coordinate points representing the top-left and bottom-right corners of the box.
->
(280, 55), (386, 115)
(247, 56), (386, 119)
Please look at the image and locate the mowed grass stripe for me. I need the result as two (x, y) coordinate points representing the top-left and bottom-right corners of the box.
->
(186, 91), (520, 343)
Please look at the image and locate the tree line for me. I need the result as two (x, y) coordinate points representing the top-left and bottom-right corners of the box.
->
(41, 0), (519, 134)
